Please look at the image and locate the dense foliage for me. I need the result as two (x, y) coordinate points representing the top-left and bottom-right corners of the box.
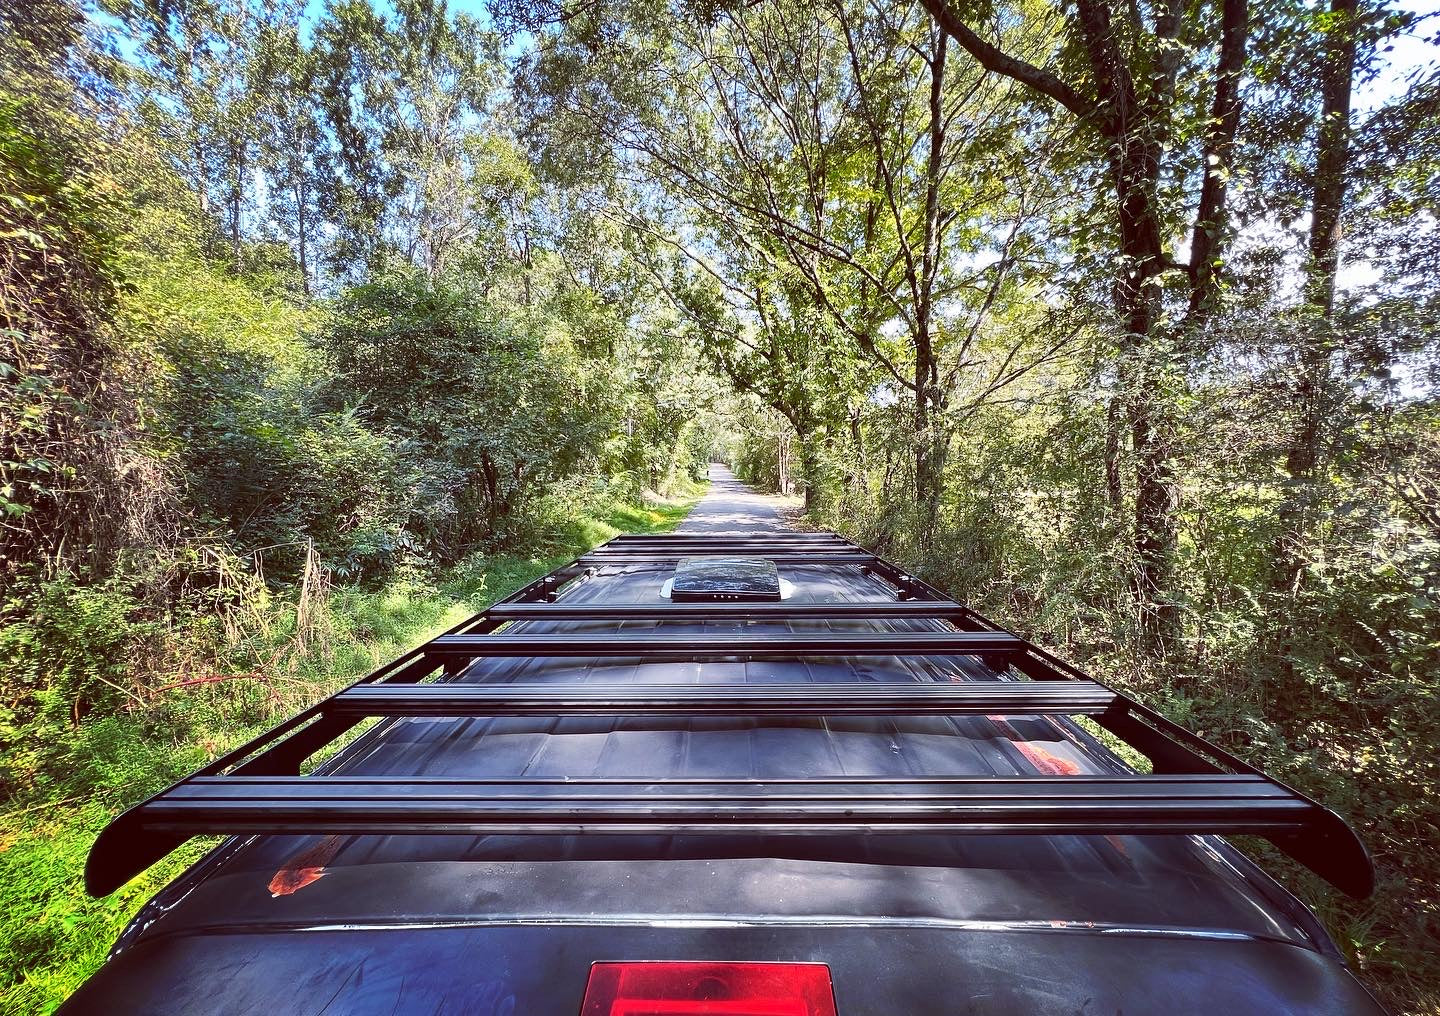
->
(1, 0), (1437, 1012)
(1, 3), (714, 1007)
(0, 0), (718, 710)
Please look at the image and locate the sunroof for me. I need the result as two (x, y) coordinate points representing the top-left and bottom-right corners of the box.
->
(670, 556), (782, 601)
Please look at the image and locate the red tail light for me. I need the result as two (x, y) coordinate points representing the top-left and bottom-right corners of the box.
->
(579, 961), (838, 1016)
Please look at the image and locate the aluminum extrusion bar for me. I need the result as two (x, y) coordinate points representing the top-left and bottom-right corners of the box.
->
(580, 553), (877, 564)
(482, 602), (965, 620)
(427, 632), (1022, 658)
(605, 533), (849, 539)
(328, 681), (1116, 717)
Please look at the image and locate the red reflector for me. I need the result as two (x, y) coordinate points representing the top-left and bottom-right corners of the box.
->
(580, 961), (838, 1016)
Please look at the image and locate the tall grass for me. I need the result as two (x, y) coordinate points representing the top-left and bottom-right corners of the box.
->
(0, 489), (700, 1015)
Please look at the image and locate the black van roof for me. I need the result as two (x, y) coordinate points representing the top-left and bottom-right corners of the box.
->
(61, 528), (1381, 1015)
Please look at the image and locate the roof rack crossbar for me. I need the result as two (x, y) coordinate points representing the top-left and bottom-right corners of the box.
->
(581, 552), (877, 564)
(595, 545), (854, 553)
(86, 773), (1371, 898)
(483, 602), (965, 619)
(426, 632), (1021, 657)
(600, 536), (852, 544)
(327, 681), (1117, 717)
(599, 533), (850, 539)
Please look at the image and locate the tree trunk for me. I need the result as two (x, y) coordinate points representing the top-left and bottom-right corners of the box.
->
(798, 436), (821, 514)
(914, 367), (935, 513)
(912, 29), (947, 519)
(1274, 0), (1359, 589)
(1188, 0), (1248, 320)
(1308, 0), (1358, 315)
(1104, 390), (1124, 511)
(296, 178), (310, 296)
(776, 430), (790, 495)
(229, 145), (244, 272)
(1077, 0), (1179, 652)
(521, 227), (534, 307)
(847, 407), (867, 500)
(480, 452), (502, 542)
(194, 139), (210, 216)
(1128, 355), (1179, 648)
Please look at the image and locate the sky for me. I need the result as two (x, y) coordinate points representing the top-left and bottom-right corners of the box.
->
(1359, 0), (1440, 110)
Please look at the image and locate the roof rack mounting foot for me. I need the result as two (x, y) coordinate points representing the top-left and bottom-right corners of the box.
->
(86, 812), (188, 898)
(1270, 809), (1375, 898)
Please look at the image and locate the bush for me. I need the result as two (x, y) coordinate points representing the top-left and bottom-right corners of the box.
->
(0, 577), (159, 737)
(318, 268), (616, 560)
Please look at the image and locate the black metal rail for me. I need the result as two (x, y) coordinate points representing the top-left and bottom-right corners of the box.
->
(329, 681), (1117, 716)
(587, 540), (852, 550)
(605, 534), (848, 543)
(580, 552), (877, 564)
(119, 775), (1320, 833)
(83, 531), (1376, 901)
(428, 632), (1021, 657)
(483, 602), (966, 619)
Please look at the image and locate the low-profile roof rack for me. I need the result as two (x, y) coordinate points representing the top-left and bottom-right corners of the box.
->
(84, 532), (1374, 899)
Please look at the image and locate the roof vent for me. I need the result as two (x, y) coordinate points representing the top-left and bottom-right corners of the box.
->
(669, 556), (782, 602)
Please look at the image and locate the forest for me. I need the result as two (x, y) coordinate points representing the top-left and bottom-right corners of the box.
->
(0, 0), (1436, 1012)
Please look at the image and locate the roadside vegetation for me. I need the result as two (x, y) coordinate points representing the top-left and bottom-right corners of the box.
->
(0, 490), (698, 1013)
(2, 0), (1436, 1012)
(0, 5), (709, 1011)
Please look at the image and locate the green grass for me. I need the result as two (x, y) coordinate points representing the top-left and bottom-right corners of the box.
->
(0, 489), (700, 1015)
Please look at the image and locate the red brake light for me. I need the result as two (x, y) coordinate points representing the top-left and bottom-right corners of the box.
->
(580, 961), (838, 1016)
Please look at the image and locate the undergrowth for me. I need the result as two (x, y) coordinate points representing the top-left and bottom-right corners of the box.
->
(800, 499), (1439, 1016)
(0, 487), (700, 1015)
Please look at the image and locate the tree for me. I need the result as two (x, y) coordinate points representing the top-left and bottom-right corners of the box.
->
(920, 0), (1250, 652)
(1273, 0), (1362, 587)
(670, 253), (863, 512)
(1, 0), (143, 585)
(309, 0), (501, 279)
(107, 0), (284, 269)
(254, 12), (321, 294)
(308, 0), (395, 274)
(319, 268), (614, 556)
(522, 0), (1070, 518)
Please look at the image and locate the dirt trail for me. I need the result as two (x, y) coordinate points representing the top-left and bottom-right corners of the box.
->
(676, 464), (796, 535)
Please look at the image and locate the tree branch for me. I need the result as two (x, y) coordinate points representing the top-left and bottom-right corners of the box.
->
(917, 0), (1093, 120)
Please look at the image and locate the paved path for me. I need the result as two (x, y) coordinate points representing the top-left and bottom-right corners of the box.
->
(677, 464), (796, 535)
